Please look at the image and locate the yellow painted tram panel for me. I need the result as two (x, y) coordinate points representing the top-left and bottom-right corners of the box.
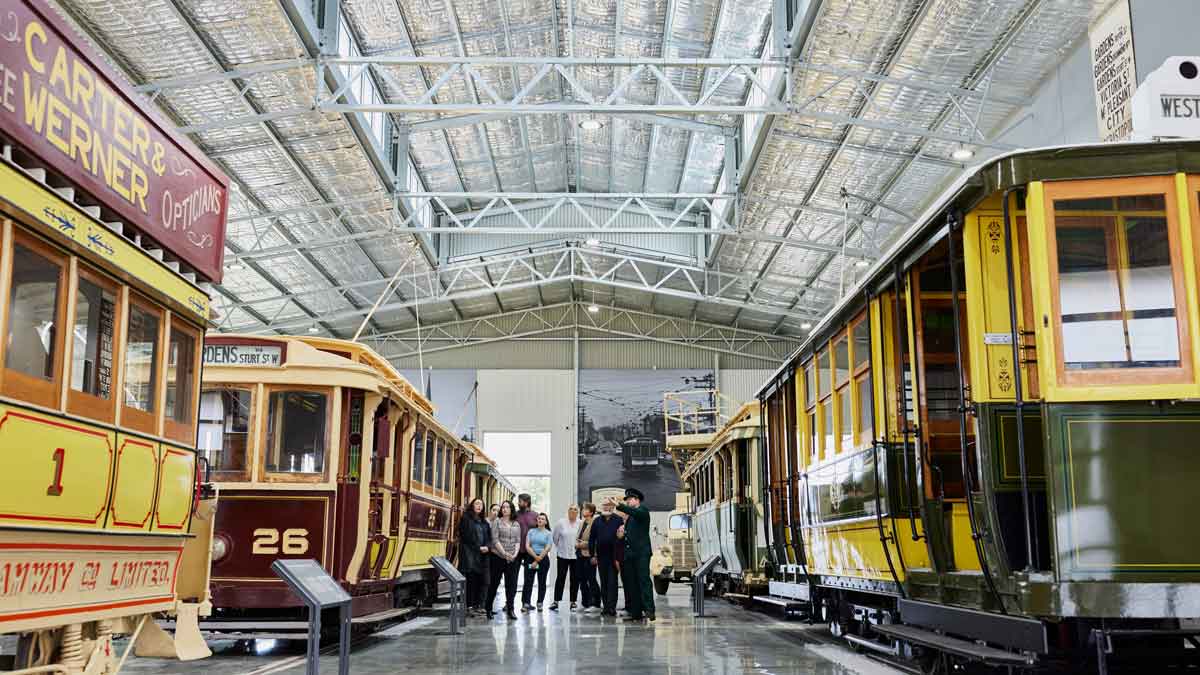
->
(109, 435), (160, 531)
(400, 538), (443, 571)
(0, 405), (113, 530)
(154, 445), (196, 532)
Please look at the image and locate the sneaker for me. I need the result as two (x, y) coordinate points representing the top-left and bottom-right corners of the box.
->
(522, 603), (534, 611)
(586, 607), (601, 614)
(570, 602), (577, 610)
(536, 604), (543, 611)
(548, 602), (559, 611)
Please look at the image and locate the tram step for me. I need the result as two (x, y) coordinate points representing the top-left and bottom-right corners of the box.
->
(752, 595), (806, 609)
(189, 620), (309, 631)
(869, 623), (1031, 666)
(350, 606), (417, 625)
(723, 593), (750, 601)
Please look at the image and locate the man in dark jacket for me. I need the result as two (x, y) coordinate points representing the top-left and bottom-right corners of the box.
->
(616, 488), (654, 621)
(588, 497), (624, 616)
(514, 493), (540, 610)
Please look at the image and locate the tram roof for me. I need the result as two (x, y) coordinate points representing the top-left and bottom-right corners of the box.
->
(755, 139), (1200, 401)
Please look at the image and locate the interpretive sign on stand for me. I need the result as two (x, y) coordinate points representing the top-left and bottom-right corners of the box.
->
(271, 559), (350, 675)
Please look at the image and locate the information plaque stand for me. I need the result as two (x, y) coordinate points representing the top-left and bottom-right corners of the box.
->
(692, 556), (720, 618)
(429, 556), (466, 635)
(272, 559), (352, 675)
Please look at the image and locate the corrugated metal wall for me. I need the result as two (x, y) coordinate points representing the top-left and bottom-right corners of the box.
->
(476, 369), (577, 534)
(719, 369), (775, 406)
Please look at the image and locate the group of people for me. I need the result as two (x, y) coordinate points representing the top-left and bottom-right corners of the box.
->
(457, 489), (657, 622)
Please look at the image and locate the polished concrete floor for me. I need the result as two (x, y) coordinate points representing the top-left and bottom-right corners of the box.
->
(123, 587), (902, 674)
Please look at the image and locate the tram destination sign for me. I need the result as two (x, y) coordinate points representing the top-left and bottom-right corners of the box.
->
(203, 343), (283, 367)
(0, 0), (229, 282)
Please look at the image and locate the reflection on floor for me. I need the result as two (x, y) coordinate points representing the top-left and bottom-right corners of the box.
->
(122, 587), (902, 674)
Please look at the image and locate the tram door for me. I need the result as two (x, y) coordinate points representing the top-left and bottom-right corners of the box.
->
(364, 402), (391, 579)
(906, 234), (980, 572)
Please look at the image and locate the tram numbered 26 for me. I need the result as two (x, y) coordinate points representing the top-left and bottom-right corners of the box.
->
(752, 140), (1200, 672)
(0, 0), (228, 670)
(199, 335), (512, 629)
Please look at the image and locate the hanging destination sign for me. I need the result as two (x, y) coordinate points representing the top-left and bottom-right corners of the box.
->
(1089, 0), (1137, 143)
(0, 0), (229, 282)
(203, 343), (284, 367)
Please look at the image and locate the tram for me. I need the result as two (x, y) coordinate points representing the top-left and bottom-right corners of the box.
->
(755, 139), (1200, 671)
(621, 436), (661, 473)
(199, 335), (503, 625)
(0, 0), (226, 669)
(679, 403), (768, 597)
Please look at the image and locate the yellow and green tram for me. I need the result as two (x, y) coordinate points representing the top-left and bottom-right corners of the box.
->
(758, 141), (1200, 671)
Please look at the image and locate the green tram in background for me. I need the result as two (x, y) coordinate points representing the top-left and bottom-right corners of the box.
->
(753, 140), (1200, 673)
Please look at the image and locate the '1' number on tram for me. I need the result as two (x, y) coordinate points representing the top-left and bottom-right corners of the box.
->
(47, 448), (65, 496)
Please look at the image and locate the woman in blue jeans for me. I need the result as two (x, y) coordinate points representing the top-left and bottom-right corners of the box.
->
(525, 513), (554, 610)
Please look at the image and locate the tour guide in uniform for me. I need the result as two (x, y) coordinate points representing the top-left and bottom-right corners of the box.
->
(614, 488), (654, 621)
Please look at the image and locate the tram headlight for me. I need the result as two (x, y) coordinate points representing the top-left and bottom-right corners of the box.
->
(211, 534), (230, 562)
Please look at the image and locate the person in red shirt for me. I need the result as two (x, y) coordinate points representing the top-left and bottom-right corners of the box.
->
(514, 493), (540, 610)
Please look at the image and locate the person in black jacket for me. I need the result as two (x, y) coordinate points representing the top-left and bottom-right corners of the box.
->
(458, 498), (492, 617)
(588, 498), (625, 616)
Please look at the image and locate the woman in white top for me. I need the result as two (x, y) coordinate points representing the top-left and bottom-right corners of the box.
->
(548, 503), (581, 611)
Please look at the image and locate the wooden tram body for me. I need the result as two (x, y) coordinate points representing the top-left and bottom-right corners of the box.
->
(754, 141), (1200, 669)
(200, 336), (498, 624)
(0, 0), (228, 670)
(680, 403), (768, 595)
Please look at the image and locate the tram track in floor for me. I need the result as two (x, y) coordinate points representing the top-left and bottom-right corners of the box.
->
(236, 613), (437, 675)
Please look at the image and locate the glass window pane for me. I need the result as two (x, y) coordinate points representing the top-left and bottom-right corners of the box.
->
(166, 327), (196, 424)
(198, 387), (252, 480)
(818, 349), (831, 398)
(412, 424), (425, 483)
(804, 364), (815, 409)
(6, 244), (61, 379)
(424, 433), (435, 485)
(123, 306), (159, 412)
(821, 400), (833, 456)
(1054, 194), (1180, 370)
(265, 391), (326, 473)
(436, 439), (446, 491)
(834, 336), (850, 384)
(71, 276), (115, 398)
(807, 411), (817, 463)
(839, 390), (851, 450)
(857, 376), (873, 439)
(853, 320), (870, 369)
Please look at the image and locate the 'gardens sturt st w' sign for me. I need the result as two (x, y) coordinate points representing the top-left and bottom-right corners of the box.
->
(0, 0), (229, 282)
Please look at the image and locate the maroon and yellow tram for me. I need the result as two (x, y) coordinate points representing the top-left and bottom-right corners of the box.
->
(199, 335), (505, 624)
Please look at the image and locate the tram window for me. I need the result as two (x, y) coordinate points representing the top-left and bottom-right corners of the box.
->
(821, 400), (833, 457)
(411, 425), (426, 485)
(669, 514), (690, 530)
(834, 335), (850, 385)
(123, 303), (161, 415)
(818, 348), (831, 395)
(857, 374), (873, 444)
(265, 391), (327, 475)
(424, 434), (436, 486)
(807, 410), (817, 463)
(5, 242), (63, 382)
(804, 363), (815, 409)
(1053, 193), (1182, 371)
(165, 322), (198, 431)
(853, 320), (870, 370)
(70, 273), (116, 403)
(839, 391), (851, 451)
(436, 439), (446, 492)
(198, 387), (252, 481)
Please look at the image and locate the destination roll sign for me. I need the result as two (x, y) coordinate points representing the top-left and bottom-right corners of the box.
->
(0, 0), (229, 282)
(203, 344), (284, 367)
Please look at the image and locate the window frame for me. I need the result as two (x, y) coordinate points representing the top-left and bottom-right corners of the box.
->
(163, 318), (202, 444)
(120, 292), (165, 436)
(848, 312), (873, 450)
(259, 384), (333, 483)
(65, 262), (123, 423)
(198, 385), (255, 483)
(411, 423), (427, 489)
(1, 230), (69, 409)
(817, 347), (832, 459)
(1042, 176), (1193, 388)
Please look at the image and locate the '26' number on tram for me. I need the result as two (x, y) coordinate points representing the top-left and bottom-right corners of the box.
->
(252, 528), (310, 555)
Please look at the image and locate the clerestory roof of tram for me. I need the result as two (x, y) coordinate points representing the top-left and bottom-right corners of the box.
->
(44, 0), (1111, 364)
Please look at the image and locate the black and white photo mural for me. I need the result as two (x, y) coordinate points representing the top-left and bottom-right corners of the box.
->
(577, 369), (714, 512)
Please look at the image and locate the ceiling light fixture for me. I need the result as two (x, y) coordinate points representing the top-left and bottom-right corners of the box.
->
(951, 145), (975, 161)
(801, 322), (813, 330)
(585, 237), (601, 246)
(579, 119), (603, 131)
(587, 303), (600, 313)
(855, 259), (870, 268)
(307, 324), (320, 334)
